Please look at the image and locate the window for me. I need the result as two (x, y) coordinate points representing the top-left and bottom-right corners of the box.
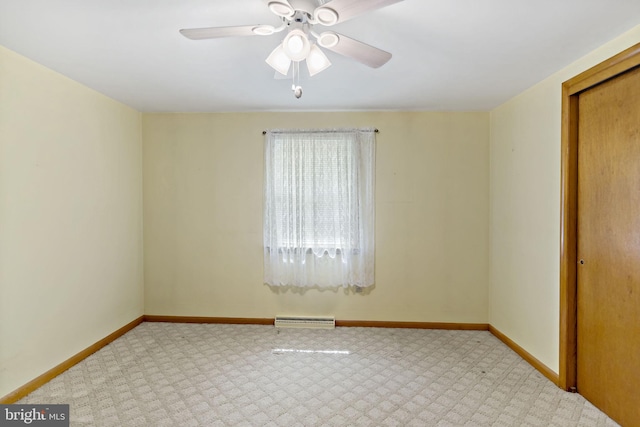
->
(263, 128), (376, 288)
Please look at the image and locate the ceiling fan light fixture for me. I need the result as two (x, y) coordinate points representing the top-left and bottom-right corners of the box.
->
(266, 44), (292, 75)
(283, 29), (310, 62)
(306, 44), (331, 76)
(317, 31), (340, 48)
(268, 1), (295, 18)
(252, 25), (275, 36)
(314, 7), (339, 26)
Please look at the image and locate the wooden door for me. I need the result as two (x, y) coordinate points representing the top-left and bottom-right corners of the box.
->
(576, 65), (640, 426)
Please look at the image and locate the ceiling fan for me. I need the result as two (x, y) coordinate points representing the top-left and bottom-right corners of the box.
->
(180, 0), (403, 98)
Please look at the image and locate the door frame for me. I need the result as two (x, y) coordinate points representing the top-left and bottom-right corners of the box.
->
(559, 42), (640, 391)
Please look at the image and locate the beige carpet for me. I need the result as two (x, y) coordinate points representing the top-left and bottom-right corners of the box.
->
(19, 323), (618, 426)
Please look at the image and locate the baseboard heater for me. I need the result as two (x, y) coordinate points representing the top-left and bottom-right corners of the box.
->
(274, 316), (335, 329)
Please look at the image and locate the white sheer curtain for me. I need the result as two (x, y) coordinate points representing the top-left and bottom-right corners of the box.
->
(263, 128), (375, 288)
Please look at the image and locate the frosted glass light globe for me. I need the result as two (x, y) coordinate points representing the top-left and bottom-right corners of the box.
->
(287, 35), (304, 54)
(282, 29), (311, 62)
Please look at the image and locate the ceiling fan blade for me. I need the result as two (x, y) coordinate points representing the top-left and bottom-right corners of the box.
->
(179, 25), (259, 40)
(323, 33), (392, 68)
(317, 0), (403, 24)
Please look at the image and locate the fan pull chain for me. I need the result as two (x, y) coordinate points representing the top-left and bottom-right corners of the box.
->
(292, 61), (303, 99)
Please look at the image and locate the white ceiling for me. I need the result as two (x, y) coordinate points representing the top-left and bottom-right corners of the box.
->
(1, 0), (638, 112)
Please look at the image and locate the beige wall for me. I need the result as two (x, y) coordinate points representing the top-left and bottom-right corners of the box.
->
(489, 25), (640, 373)
(143, 112), (490, 322)
(0, 46), (144, 398)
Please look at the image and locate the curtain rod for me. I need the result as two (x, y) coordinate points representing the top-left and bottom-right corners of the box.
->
(262, 129), (379, 135)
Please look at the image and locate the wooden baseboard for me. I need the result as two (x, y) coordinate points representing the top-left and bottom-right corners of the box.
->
(489, 325), (559, 385)
(145, 316), (488, 331)
(336, 320), (490, 330)
(0, 316), (144, 404)
(143, 315), (274, 325)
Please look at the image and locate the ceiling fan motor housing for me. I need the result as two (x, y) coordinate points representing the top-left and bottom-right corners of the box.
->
(285, 0), (319, 16)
